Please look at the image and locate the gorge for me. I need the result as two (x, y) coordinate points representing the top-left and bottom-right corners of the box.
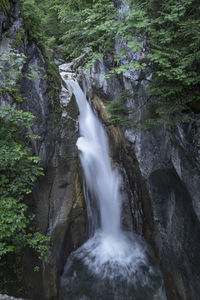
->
(0, 1), (200, 300)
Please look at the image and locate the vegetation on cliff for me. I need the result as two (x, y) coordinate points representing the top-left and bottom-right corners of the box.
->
(19, 0), (199, 126)
(0, 106), (50, 294)
(0, 0), (199, 296)
(0, 4), (52, 294)
(0, 0), (10, 15)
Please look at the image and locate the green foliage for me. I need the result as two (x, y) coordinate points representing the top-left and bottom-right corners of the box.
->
(0, 51), (47, 103)
(19, 0), (64, 50)
(0, 52), (25, 103)
(18, 0), (200, 127)
(16, 1), (62, 116)
(35, 0), (64, 45)
(0, 107), (49, 297)
(104, 0), (200, 126)
(142, 0), (200, 121)
(34, 265), (40, 272)
(0, 106), (50, 293)
(119, 0), (200, 123)
(19, 0), (44, 42)
(26, 64), (46, 82)
(0, 106), (49, 261)
(12, 28), (25, 49)
(0, 0), (10, 15)
(0, 52), (25, 90)
(43, 57), (62, 124)
(51, 0), (118, 64)
(106, 90), (132, 127)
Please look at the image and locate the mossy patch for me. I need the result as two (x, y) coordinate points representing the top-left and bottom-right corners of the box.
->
(5, 86), (24, 103)
(0, 0), (10, 15)
(12, 28), (25, 49)
(44, 57), (62, 125)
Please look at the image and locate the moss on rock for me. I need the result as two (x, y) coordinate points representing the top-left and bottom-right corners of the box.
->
(0, 0), (10, 15)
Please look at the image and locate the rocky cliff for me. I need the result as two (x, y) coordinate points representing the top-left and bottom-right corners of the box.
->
(0, 2), (87, 299)
(1, 1), (200, 300)
(80, 55), (200, 300)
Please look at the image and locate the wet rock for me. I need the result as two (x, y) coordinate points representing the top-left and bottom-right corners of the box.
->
(41, 90), (87, 300)
(127, 123), (200, 300)
(83, 58), (122, 100)
(82, 54), (200, 300)
(0, 2), (87, 299)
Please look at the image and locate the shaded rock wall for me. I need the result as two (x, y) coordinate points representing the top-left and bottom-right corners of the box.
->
(126, 123), (200, 300)
(81, 56), (200, 300)
(0, 3), (87, 299)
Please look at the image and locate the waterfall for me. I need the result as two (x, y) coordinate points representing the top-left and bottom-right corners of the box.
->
(60, 65), (166, 300)
(67, 79), (121, 236)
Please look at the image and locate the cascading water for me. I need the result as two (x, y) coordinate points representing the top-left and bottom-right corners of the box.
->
(60, 66), (166, 300)
(69, 79), (121, 237)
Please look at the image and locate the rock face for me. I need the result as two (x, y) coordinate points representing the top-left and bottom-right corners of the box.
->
(81, 55), (200, 300)
(41, 65), (88, 300)
(126, 123), (200, 300)
(0, 3), (87, 299)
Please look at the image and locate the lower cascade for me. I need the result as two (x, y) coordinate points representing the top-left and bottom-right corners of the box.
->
(60, 72), (166, 300)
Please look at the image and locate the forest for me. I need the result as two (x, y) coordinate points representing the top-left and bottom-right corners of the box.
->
(20, 0), (200, 123)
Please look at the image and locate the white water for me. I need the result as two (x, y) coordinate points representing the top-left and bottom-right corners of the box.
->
(67, 79), (121, 236)
(61, 71), (166, 299)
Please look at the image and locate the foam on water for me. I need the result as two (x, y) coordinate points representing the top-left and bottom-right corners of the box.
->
(61, 229), (164, 300)
(76, 230), (147, 282)
(66, 79), (121, 236)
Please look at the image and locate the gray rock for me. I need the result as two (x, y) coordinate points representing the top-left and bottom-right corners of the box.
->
(0, 2), (87, 299)
(83, 58), (122, 100)
(81, 47), (200, 300)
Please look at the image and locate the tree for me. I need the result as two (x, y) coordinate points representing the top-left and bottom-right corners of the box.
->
(18, 0), (200, 125)
(51, 0), (118, 66)
(108, 0), (200, 126)
(141, 0), (200, 122)
(0, 106), (49, 260)
(0, 106), (50, 295)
